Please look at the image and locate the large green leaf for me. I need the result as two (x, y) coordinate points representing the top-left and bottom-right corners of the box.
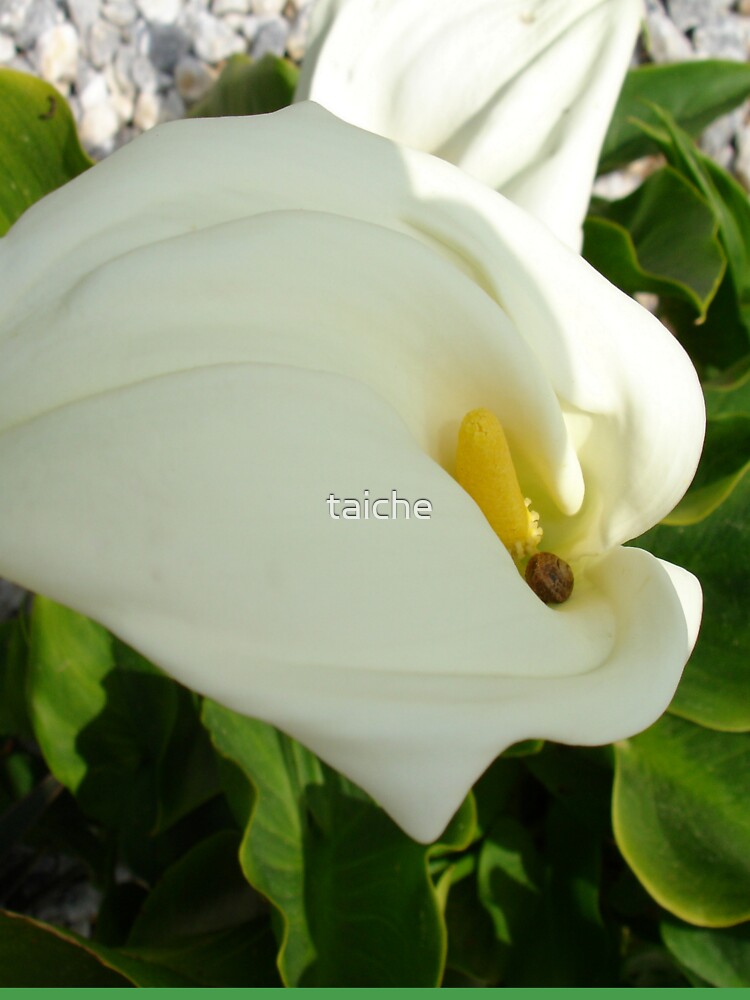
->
(662, 918), (750, 987)
(0, 68), (91, 235)
(523, 744), (613, 836)
(584, 166), (725, 318)
(704, 356), (750, 418)
(476, 816), (542, 983)
(443, 859), (502, 986)
(502, 804), (614, 986)
(635, 473), (750, 732)
(0, 909), (220, 986)
(614, 714), (750, 926)
(125, 923), (278, 987)
(0, 911), (130, 987)
(189, 53), (298, 118)
(600, 60), (750, 173)
(202, 701), (475, 987)
(125, 830), (279, 986)
(637, 110), (750, 369)
(128, 829), (260, 945)
(666, 414), (750, 525)
(27, 598), (217, 838)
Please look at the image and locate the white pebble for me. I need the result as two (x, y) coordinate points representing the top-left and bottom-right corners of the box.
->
(136, 0), (182, 23)
(148, 23), (189, 70)
(132, 52), (163, 90)
(133, 89), (159, 130)
(693, 18), (750, 61)
(240, 13), (259, 39)
(0, 0), (33, 37)
(110, 91), (135, 122)
(16, 0), (61, 50)
(4, 53), (34, 74)
(251, 0), (286, 14)
(158, 87), (185, 122)
(79, 102), (120, 148)
(174, 54), (216, 101)
(190, 12), (245, 62)
(0, 31), (16, 61)
(78, 69), (109, 109)
(221, 11), (247, 31)
(103, 0), (138, 27)
(36, 23), (78, 84)
(666, 0), (733, 33)
(286, 4), (310, 61)
(251, 15), (288, 57)
(211, 0), (250, 14)
(66, 0), (99, 35)
(644, 8), (694, 61)
(104, 58), (134, 103)
(86, 18), (120, 68)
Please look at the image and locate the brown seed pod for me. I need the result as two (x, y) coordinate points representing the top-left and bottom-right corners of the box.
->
(524, 552), (574, 604)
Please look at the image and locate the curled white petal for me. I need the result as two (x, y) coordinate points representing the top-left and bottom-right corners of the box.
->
(0, 366), (699, 842)
(0, 105), (703, 840)
(296, 0), (644, 248)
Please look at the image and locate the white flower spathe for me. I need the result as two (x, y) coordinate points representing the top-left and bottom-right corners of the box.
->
(296, 0), (643, 249)
(0, 104), (702, 842)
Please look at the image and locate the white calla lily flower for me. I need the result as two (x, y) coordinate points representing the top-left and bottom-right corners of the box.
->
(296, 0), (643, 249)
(0, 104), (702, 842)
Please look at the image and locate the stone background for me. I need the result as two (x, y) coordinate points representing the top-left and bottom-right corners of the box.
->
(0, 0), (749, 179)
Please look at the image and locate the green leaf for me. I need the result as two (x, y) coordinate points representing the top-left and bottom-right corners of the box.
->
(0, 773), (62, 858)
(600, 60), (750, 173)
(662, 918), (750, 987)
(471, 756), (525, 838)
(523, 744), (614, 835)
(0, 852), (238, 987)
(152, 690), (221, 834)
(614, 714), (750, 926)
(476, 816), (542, 983)
(503, 804), (614, 986)
(0, 910), (130, 987)
(128, 829), (262, 945)
(125, 829), (280, 986)
(443, 861), (503, 986)
(638, 109), (750, 368)
(0, 68), (92, 235)
(189, 53), (298, 118)
(674, 146), (750, 322)
(202, 701), (475, 987)
(0, 617), (32, 739)
(27, 597), (216, 838)
(635, 473), (750, 732)
(126, 923), (279, 987)
(584, 166), (725, 319)
(704, 355), (750, 418)
(666, 413), (750, 525)
(500, 739), (543, 758)
(79, 940), (197, 987)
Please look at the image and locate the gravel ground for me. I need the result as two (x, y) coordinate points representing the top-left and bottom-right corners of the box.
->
(0, 0), (313, 156)
(1, 0), (750, 175)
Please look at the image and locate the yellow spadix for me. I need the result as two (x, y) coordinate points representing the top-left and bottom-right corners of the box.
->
(455, 408), (542, 560)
